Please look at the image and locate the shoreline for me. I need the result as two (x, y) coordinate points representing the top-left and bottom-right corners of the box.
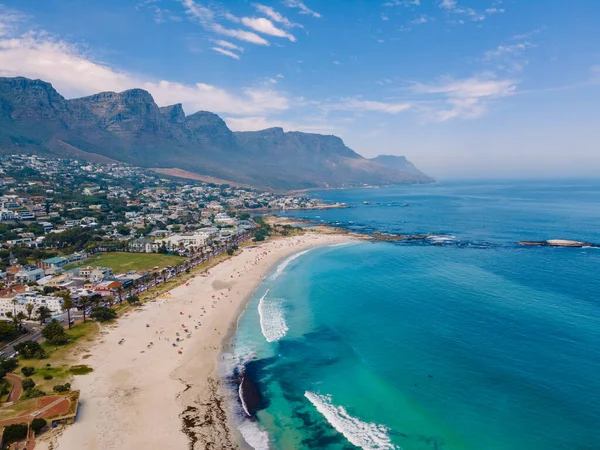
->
(44, 230), (354, 450)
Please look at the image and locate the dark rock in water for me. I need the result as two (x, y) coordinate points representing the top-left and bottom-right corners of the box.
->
(240, 374), (264, 416)
(518, 239), (595, 248)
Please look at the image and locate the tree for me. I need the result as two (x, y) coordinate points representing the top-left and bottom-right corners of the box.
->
(37, 306), (52, 325)
(22, 377), (35, 391)
(2, 423), (28, 443)
(14, 340), (47, 359)
(0, 321), (18, 342)
(53, 382), (71, 392)
(15, 312), (27, 332)
(227, 248), (234, 256)
(31, 417), (47, 434)
(60, 291), (75, 329)
(80, 295), (90, 323)
(21, 366), (35, 377)
(90, 306), (116, 322)
(25, 302), (35, 320)
(42, 319), (69, 345)
(0, 357), (17, 376)
(126, 294), (139, 306)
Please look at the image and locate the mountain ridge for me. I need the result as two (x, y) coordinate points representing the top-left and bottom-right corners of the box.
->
(0, 76), (434, 189)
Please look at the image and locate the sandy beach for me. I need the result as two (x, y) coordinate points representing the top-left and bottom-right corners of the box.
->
(44, 231), (352, 450)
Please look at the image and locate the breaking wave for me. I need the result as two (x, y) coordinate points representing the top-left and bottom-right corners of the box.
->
(238, 417), (271, 450)
(271, 249), (311, 280)
(258, 289), (288, 343)
(304, 392), (397, 450)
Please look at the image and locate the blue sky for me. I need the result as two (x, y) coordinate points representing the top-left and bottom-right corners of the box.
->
(0, 0), (599, 178)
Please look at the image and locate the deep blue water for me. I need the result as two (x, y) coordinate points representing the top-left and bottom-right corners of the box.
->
(232, 180), (600, 450)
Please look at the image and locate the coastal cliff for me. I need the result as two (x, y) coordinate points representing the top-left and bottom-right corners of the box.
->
(0, 76), (434, 190)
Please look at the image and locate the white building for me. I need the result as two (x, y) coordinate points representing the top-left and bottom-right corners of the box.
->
(14, 266), (46, 283)
(214, 213), (236, 225)
(78, 266), (113, 282)
(159, 231), (212, 251)
(0, 293), (64, 319)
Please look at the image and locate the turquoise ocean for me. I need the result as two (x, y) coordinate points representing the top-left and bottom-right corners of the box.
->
(228, 180), (600, 450)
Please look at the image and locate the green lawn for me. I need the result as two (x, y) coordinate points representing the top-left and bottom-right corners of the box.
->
(65, 252), (184, 273)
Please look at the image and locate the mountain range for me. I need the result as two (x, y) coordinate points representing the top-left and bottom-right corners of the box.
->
(0, 77), (433, 190)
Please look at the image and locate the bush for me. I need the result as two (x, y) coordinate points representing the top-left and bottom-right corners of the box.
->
(42, 319), (69, 345)
(126, 294), (139, 306)
(14, 340), (47, 359)
(22, 377), (35, 391)
(23, 388), (45, 399)
(53, 382), (71, 393)
(227, 248), (234, 256)
(31, 417), (47, 434)
(43, 374), (54, 380)
(2, 423), (28, 443)
(69, 364), (93, 375)
(90, 306), (117, 322)
(21, 366), (35, 377)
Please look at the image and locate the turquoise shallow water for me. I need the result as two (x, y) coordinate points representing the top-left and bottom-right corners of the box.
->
(231, 180), (600, 450)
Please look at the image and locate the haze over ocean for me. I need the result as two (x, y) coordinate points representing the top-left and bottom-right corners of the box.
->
(232, 179), (600, 450)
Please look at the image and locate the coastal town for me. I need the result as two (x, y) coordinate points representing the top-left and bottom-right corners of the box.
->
(0, 154), (340, 448)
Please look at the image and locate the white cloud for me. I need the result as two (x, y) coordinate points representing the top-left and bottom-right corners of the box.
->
(180, 0), (270, 46)
(412, 75), (516, 120)
(283, 0), (321, 18)
(383, 0), (420, 6)
(510, 27), (544, 41)
(210, 23), (270, 45)
(253, 4), (300, 28)
(180, 0), (214, 24)
(0, 5), (25, 36)
(485, 8), (505, 14)
(484, 42), (533, 73)
(212, 47), (240, 60)
(327, 98), (412, 114)
(0, 32), (289, 115)
(241, 17), (296, 42)
(412, 16), (428, 24)
(439, 0), (457, 9)
(484, 42), (532, 60)
(211, 39), (243, 52)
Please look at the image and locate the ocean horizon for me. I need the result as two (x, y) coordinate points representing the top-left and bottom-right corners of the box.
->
(230, 179), (600, 450)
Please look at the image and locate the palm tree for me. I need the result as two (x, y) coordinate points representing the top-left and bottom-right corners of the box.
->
(15, 312), (27, 332)
(116, 286), (124, 303)
(25, 303), (35, 320)
(80, 295), (89, 323)
(61, 291), (75, 329)
(11, 298), (17, 317)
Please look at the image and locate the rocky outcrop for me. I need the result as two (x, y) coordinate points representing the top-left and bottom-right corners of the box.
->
(0, 76), (434, 189)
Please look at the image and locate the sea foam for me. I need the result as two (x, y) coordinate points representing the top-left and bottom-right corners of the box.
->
(238, 418), (271, 450)
(271, 249), (311, 280)
(304, 392), (397, 450)
(258, 289), (288, 342)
